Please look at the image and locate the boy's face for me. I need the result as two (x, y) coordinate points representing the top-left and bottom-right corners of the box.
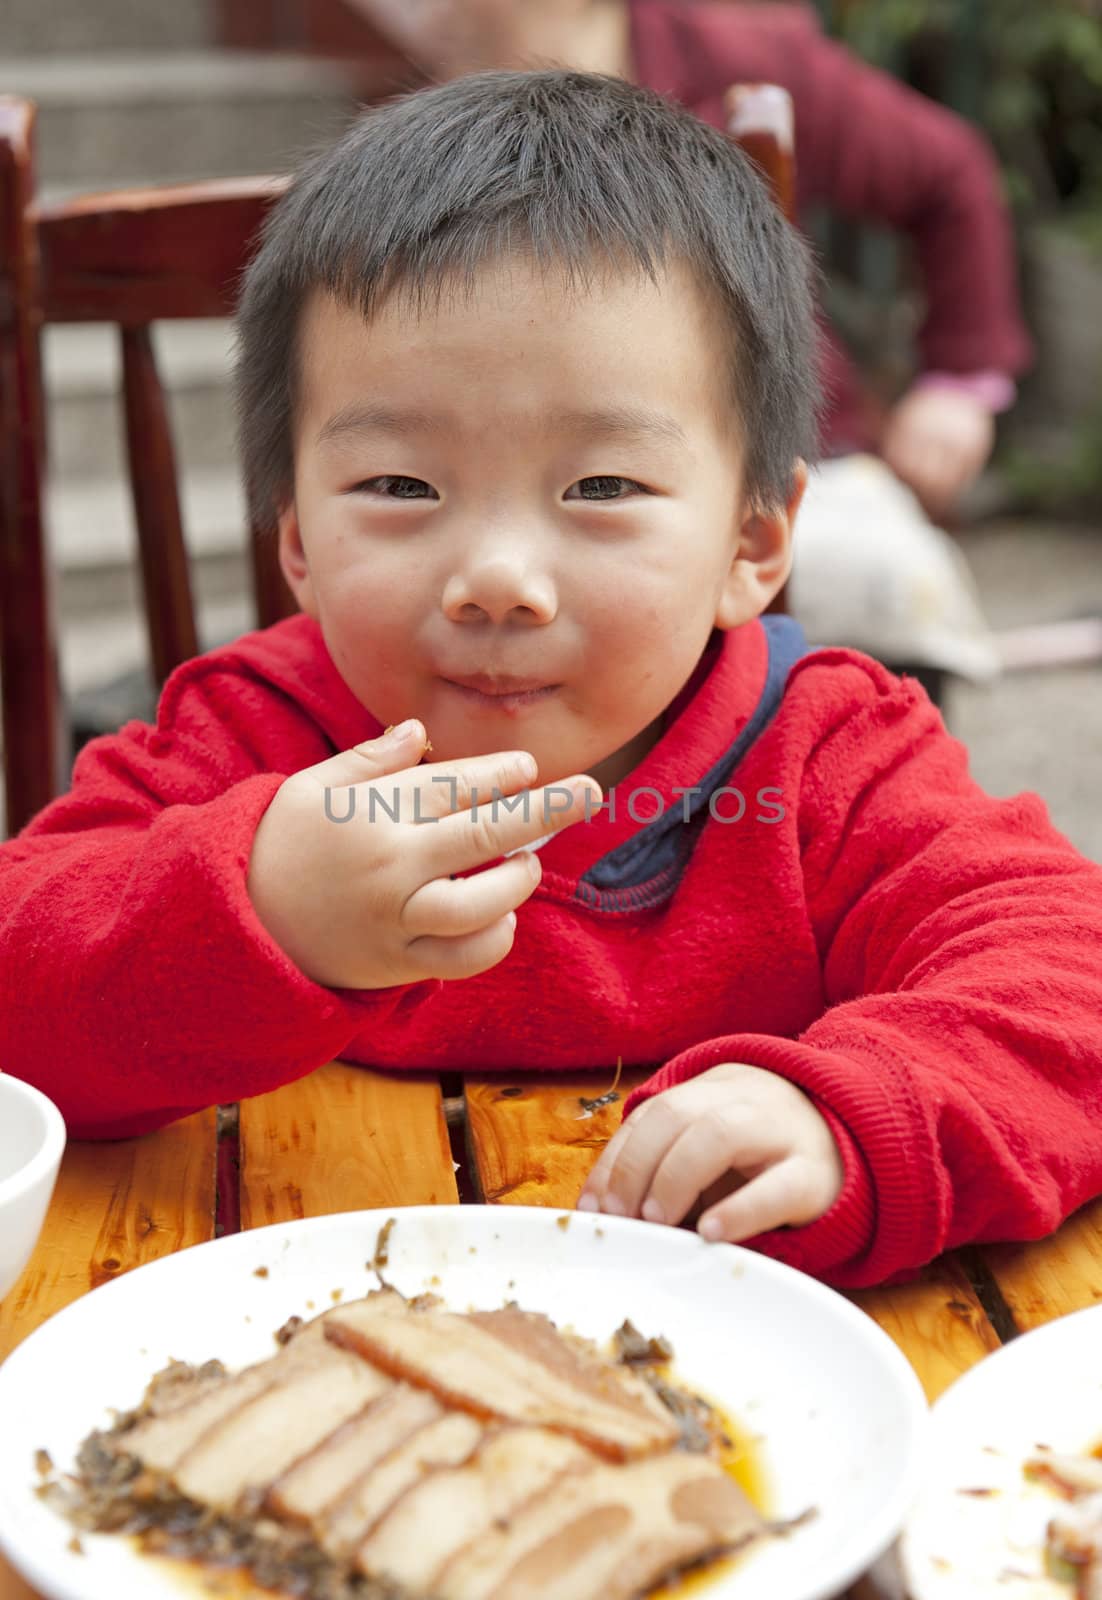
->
(279, 257), (800, 792)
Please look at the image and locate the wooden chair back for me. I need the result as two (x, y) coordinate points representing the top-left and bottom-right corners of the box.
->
(0, 98), (295, 835)
(0, 85), (795, 840)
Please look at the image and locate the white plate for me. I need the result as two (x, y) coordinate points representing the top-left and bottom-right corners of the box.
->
(0, 1205), (927, 1600)
(902, 1302), (1102, 1598)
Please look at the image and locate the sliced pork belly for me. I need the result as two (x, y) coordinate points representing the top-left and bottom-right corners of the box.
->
(326, 1295), (679, 1461)
(141, 1362), (231, 1420)
(1045, 1491), (1102, 1568)
(118, 1319), (335, 1475)
(355, 1426), (592, 1592)
(320, 1409), (485, 1557)
(434, 1448), (766, 1600)
(172, 1334), (391, 1509)
(266, 1384), (444, 1526)
(118, 1368), (275, 1473)
(1028, 1452), (1102, 1497)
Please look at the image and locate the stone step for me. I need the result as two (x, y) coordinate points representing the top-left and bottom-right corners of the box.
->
(55, 541), (252, 628)
(59, 588), (254, 699)
(5, 0), (212, 56)
(8, 52), (359, 187)
(47, 462), (247, 572)
(46, 461), (262, 747)
(49, 475), (257, 719)
(44, 321), (237, 485)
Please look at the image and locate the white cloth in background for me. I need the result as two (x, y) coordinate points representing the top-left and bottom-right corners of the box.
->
(788, 455), (1001, 682)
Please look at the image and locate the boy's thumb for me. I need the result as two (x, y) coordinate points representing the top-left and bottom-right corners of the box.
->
(306, 718), (427, 788)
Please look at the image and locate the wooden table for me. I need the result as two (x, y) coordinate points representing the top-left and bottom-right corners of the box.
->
(4, 1058), (1102, 1600)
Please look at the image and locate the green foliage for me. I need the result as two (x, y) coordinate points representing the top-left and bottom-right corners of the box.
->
(829, 0), (1102, 218)
(824, 0), (1102, 510)
(1002, 397), (1102, 514)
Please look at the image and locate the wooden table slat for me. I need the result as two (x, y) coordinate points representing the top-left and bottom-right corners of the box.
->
(0, 1108), (217, 1600)
(0, 1108), (217, 1364)
(849, 1260), (1001, 1404)
(980, 1193), (1102, 1331)
(464, 1069), (648, 1208)
(0, 1567), (39, 1600)
(238, 1060), (458, 1229)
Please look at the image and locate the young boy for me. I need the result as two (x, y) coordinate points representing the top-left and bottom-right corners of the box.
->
(3, 70), (1101, 1292)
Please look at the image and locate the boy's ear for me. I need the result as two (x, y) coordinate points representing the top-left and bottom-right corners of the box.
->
(276, 503), (319, 619)
(714, 459), (808, 630)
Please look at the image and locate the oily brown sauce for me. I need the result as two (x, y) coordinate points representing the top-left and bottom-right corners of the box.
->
(650, 1392), (769, 1598)
(145, 1554), (277, 1598)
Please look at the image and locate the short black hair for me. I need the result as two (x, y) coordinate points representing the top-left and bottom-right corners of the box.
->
(234, 67), (821, 532)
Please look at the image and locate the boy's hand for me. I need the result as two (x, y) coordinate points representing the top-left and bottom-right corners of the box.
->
(247, 720), (598, 991)
(576, 1062), (844, 1243)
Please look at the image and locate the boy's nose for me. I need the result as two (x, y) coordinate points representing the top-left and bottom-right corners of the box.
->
(441, 555), (557, 626)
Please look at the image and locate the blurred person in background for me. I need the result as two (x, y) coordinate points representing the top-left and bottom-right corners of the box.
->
(346, 0), (1034, 690)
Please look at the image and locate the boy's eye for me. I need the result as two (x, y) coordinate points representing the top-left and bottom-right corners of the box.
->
(352, 475), (437, 499)
(567, 476), (647, 501)
(348, 474), (646, 501)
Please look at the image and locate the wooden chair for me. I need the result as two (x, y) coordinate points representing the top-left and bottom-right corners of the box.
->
(0, 99), (296, 838)
(0, 86), (795, 840)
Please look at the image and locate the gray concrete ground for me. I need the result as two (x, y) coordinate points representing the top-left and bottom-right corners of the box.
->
(947, 519), (1102, 863)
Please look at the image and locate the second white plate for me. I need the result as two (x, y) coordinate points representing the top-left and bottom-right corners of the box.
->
(902, 1302), (1102, 1599)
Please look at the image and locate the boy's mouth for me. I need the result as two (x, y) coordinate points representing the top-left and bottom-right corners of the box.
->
(445, 671), (552, 694)
(442, 674), (560, 712)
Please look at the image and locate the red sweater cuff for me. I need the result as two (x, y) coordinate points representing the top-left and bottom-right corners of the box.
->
(623, 1032), (931, 1287)
(746, 1104), (877, 1287)
(53, 774), (439, 1137)
(911, 369), (1017, 414)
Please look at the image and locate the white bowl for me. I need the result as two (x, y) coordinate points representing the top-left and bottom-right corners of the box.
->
(0, 1076), (66, 1303)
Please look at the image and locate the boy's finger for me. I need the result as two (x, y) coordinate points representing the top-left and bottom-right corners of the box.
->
(403, 910), (520, 983)
(300, 719), (431, 789)
(696, 1158), (810, 1243)
(400, 850), (541, 939)
(304, 731), (543, 825)
(415, 777), (600, 879)
(395, 748), (542, 819)
(577, 1095), (684, 1219)
(576, 1116), (635, 1209)
(639, 1110), (769, 1228)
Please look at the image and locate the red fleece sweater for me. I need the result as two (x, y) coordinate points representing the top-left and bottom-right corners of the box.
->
(628, 0), (1033, 450)
(3, 615), (1101, 1290)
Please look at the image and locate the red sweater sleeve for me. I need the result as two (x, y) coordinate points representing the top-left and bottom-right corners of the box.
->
(625, 658), (1102, 1288)
(663, 2), (1033, 379)
(0, 654), (434, 1138)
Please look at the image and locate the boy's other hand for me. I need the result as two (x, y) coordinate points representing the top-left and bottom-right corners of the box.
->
(880, 386), (995, 521)
(576, 1062), (844, 1243)
(246, 720), (599, 991)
